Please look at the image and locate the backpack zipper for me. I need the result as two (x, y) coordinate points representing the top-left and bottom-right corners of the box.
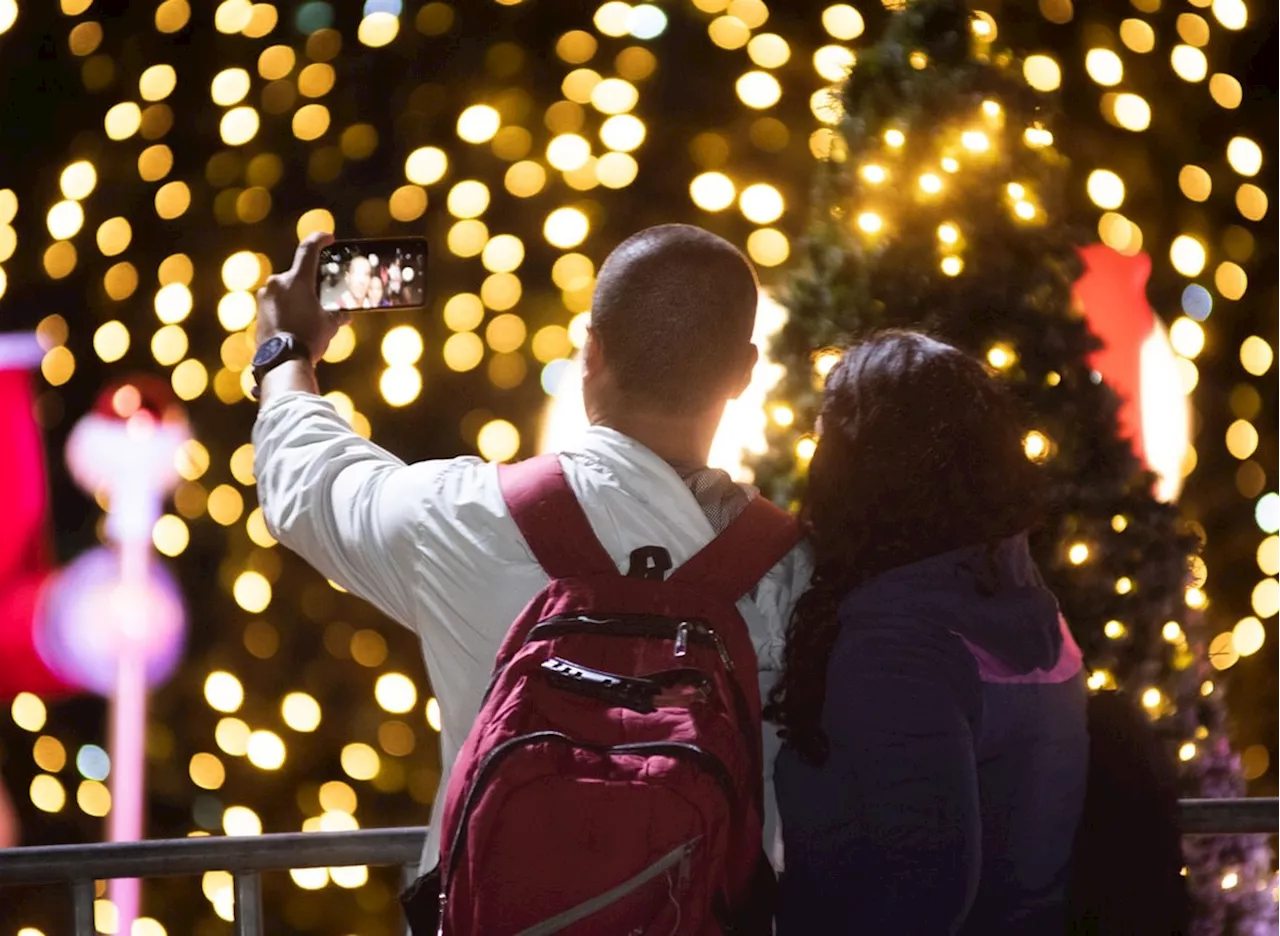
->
(441, 731), (737, 931)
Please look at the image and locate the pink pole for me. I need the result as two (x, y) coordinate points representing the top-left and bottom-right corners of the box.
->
(107, 541), (149, 933)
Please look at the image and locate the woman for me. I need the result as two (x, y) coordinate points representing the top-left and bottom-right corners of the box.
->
(769, 331), (1088, 935)
(365, 272), (386, 309)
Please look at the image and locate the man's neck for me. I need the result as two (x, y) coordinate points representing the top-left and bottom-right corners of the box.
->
(591, 410), (718, 468)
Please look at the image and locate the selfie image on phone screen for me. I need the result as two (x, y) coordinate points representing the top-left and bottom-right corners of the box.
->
(318, 237), (429, 312)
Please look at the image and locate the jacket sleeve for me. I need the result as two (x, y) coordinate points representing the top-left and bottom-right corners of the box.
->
(785, 613), (984, 933)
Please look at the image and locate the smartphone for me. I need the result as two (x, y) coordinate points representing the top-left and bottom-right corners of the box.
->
(317, 237), (429, 312)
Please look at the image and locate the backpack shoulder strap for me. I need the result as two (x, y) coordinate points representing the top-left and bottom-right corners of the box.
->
(498, 453), (618, 579)
(668, 494), (801, 601)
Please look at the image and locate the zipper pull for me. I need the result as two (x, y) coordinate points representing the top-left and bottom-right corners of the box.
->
(674, 622), (689, 658)
(709, 631), (733, 670)
(436, 890), (447, 936)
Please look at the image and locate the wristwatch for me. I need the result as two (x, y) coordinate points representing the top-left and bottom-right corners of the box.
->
(251, 333), (307, 400)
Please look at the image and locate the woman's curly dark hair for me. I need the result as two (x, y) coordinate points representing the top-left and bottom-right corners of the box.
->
(765, 330), (1047, 765)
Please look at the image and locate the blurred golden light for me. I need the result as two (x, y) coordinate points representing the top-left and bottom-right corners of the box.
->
(105, 102), (143, 140)
(1185, 584), (1206, 607)
(795, 436), (817, 463)
(214, 0), (253, 33)
(175, 440), (210, 481)
(41, 244), (75, 280)
(1087, 169), (1125, 209)
(860, 164), (888, 185)
(358, 11), (400, 48)
(234, 570), (272, 613)
(1023, 55), (1061, 91)
(444, 293), (485, 332)
(1119, 19), (1155, 52)
(987, 343), (1017, 370)
(204, 671), (244, 714)
(547, 133), (592, 172)
(1169, 236), (1207, 278)
(153, 283), (193, 325)
(1169, 318), (1206, 361)
(375, 673), (418, 715)
(258, 45), (296, 81)
(505, 161), (547, 197)
(1171, 45), (1208, 82)
(341, 743), (381, 782)
(77, 780), (112, 818)
(961, 131), (990, 152)
(12, 693), (47, 732)
(1223, 419), (1254, 460)
(41, 344), (75, 385)
(1227, 137), (1262, 177)
(220, 106), (259, 145)
(591, 78), (639, 115)
(478, 419), (521, 462)
(138, 144), (174, 182)
(1258, 535), (1279, 576)
(32, 736), (66, 773)
(1097, 212), (1143, 256)
(1178, 742), (1197, 762)
(403, 148), (448, 189)
(223, 805), (262, 837)
(480, 272), (521, 312)
(740, 184), (784, 224)
(544, 207), (589, 248)
(282, 692), (322, 732)
(319, 781), (357, 815)
(1234, 183), (1267, 221)
(426, 697), (443, 732)
(1177, 165), (1212, 202)
(450, 220), (488, 258)
(457, 104), (501, 144)
(1176, 12), (1210, 45)
(690, 172), (736, 211)
(381, 326), (424, 368)
(737, 71), (782, 109)
(1240, 336), (1273, 375)
(937, 223), (960, 245)
(47, 200), (84, 240)
(1110, 93), (1151, 131)
(93, 321), (130, 363)
(1215, 261), (1247, 300)
(1209, 73), (1243, 108)
(600, 114), (646, 152)
(1140, 688), (1161, 710)
(211, 68), (250, 107)
(532, 326), (572, 364)
(214, 720), (249, 764)
(220, 250), (262, 291)
(1104, 620), (1126, 639)
(60, 160), (97, 201)
(1212, 0), (1247, 29)
(747, 228), (790, 267)
(447, 180), (490, 219)
(443, 333), (484, 372)
(1253, 578), (1279, 619)
(597, 152), (639, 189)
(810, 88), (843, 125)
(1233, 615), (1266, 655)
(207, 484), (244, 526)
(813, 45), (856, 82)
(594, 0), (631, 35)
(480, 234), (524, 275)
(486, 314), (527, 354)
(152, 514), (189, 557)
(1024, 125), (1054, 147)
(292, 104), (330, 141)
(562, 67), (603, 104)
(1085, 48), (1123, 86)
(298, 63), (336, 99)
(1163, 621), (1184, 642)
(940, 256), (964, 277)
(748, 33), (791, 68)
(379, 366), (423, 407)
(1068, 543), (1090, 565)
(822, 3), (865, 39)
(856, 211), (882, 234)
(708, 15), (750, 50)
(246, 730), (286, 770)
(728, 0), (768, 27)
(1023, 430), (1051, 462)
(215, 292), (255, 331)
(1014, 200), (1037, 220)
(30, 775), (66, 814)
(189, 753), (225, 791)
(96, 216), (132, 256)
(556, 30), (597, 63)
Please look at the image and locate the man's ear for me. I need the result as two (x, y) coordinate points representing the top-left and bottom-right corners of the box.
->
(728, 343), (759, 400)
(582, 326), (605, 381)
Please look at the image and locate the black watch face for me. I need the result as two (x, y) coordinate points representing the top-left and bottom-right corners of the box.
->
(253, 334), (288, 368)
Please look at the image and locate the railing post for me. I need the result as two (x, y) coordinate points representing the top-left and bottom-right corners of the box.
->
(233, 870), (263, 936)
(72, 877), (95, 936)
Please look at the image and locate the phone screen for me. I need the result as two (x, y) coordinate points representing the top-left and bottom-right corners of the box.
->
(318, 237), (429, 311)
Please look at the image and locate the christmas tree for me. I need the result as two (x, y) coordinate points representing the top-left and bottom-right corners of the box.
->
(752, 1), (1275, 931)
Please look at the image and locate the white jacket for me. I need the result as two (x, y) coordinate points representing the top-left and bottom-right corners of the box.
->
(253, 392), (811, 873)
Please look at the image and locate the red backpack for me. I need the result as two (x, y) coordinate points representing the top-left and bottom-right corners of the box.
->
(434, 454), (800, 935)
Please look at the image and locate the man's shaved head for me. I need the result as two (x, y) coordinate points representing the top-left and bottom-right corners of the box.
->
(589, 224), (758, 415)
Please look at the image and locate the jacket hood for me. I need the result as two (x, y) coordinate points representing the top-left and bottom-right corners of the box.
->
(839, 533), (1062, 675)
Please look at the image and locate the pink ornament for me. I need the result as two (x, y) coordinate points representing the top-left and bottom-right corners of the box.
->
(35, 546), (186, 696)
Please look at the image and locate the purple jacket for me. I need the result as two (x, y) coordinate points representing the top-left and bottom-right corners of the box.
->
(775, 535), (1088, 935)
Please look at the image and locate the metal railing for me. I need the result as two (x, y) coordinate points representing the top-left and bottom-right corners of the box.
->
(0, 798), (1275, 935)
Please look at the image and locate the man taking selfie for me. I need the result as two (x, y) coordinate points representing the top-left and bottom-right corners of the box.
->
(251, 225), (809, 933)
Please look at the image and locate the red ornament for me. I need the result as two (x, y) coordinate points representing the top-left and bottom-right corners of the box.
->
(1073, 245), (1189, 502)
